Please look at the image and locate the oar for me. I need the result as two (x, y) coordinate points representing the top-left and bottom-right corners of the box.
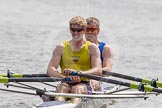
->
(0, 73), (48, 78)
(0, 70), (48, 78)
(1, 72), (162, 93)
(1, 71), (162, 93)
(70, 72), (162, 93)
(102, 70), (162, 88)
(2, 69), (161, 89)
(0, 77), (67, 83)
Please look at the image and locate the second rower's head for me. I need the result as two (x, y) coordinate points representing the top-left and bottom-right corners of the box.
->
(85, 17), (100, 43)
(69, 16), (87, 41)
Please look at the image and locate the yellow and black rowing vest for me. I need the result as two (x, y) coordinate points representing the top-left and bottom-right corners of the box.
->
(60, 41), (91, 81)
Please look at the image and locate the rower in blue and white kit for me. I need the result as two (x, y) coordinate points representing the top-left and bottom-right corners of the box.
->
(85, 17), (114, 91)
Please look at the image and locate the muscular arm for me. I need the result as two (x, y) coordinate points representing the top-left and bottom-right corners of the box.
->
(82, 43), (102, 76)
(102, 45), (113, 71)
(47, 44), (65, 78)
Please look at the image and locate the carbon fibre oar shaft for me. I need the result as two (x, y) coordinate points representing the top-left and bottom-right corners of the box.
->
(0, 70), (48, 78)
(74, 72), (162, 93)
(102, 70), (162, 88)
(0, 77), (63, 83)
(0, 73), (48, 78)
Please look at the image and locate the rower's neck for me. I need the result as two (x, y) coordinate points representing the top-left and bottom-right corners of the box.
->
(70, 39), (85, 52)
(95, 41), (100, 45)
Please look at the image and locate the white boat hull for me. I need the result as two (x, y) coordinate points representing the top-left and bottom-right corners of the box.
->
(34, 101), (77, 108)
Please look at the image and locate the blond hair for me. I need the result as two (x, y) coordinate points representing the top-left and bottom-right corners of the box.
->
(69, 16), (87, 29)
(86, 17), (100, 28)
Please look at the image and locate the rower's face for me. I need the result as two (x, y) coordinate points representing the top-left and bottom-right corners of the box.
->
(70, 25), (85, 41)
(85, 24), (99, 42)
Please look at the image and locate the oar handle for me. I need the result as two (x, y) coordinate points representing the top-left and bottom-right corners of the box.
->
(64, 77), (72, 81)
(71, 71), (78, 76)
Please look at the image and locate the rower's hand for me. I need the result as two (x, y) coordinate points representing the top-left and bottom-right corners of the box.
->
(68, 76), (81, 83)
(64, 68), (76, 75)
(64, 68), (80, 82)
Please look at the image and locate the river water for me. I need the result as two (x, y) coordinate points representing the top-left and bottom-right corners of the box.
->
(0, 0), (162, 108)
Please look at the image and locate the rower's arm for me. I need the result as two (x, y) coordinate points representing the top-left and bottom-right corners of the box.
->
(83, 43), (102, 76)
(47, 44), (65, 78)
(102, 45), (113, 71)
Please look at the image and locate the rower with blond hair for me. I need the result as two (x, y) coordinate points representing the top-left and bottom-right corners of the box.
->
(47, 16), (102, 104)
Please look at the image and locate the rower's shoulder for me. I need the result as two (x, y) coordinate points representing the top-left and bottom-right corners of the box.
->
(103, 44), (113, 55)
(103, 44), (111, 49)
(88, 42), (98, 49)
(54, 43), (65, 51)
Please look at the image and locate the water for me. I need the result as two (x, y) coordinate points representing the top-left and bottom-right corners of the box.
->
(0, 0), (162, 107)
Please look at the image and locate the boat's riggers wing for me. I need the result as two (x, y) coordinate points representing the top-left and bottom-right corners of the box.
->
(0, 86), (148, 100)
(44, 92), (148, 99)
(0, 88), (37, 96)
